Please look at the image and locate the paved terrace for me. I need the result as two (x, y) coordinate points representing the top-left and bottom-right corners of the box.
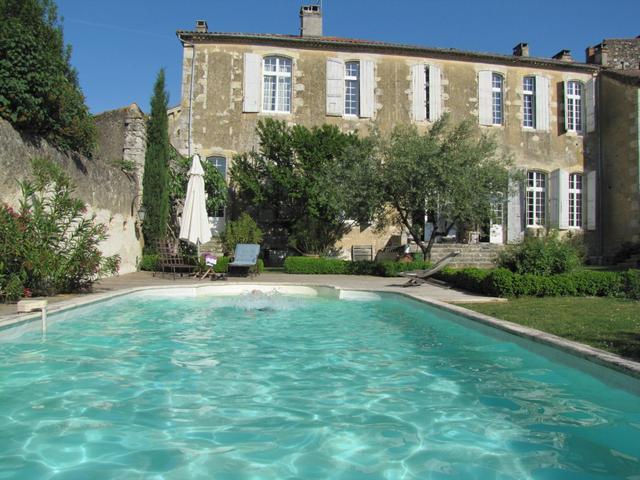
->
(0, 271), (499, 318)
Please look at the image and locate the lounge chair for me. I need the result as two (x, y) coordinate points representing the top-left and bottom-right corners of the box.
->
(399, 251), (461, 287)
(228, 244), (261, 277)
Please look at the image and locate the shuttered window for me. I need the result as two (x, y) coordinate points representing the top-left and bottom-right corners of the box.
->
(345, 61), (360, 116)
(262, 56), (292, 113)
(523, 76), (535, 128)
(568, 173), (583, 228)
(492, 73), (504, 125)
(566, 81), (583, 132)
(526, 171), (546, 227)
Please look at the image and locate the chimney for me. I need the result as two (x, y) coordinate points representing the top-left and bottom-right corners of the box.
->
(300, 4), (323, 37)
(513, 42), (529, 57)
(195, 20), (208, 33)
(552, 49), (573, 62)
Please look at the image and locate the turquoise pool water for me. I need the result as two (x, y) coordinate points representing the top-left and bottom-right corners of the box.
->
(0, 291), (639, 479)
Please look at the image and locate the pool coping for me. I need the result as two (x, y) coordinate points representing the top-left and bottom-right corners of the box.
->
(1, 283), (639, 380)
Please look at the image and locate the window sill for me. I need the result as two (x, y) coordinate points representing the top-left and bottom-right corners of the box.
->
(259, 110), (293, 116)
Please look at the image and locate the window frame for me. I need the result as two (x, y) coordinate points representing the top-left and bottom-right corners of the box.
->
(526, 171), (547, 228)
(206, 155), (227, 218)
(344, 60), (360, 117)
(522, 76), (536, 129)
(566, 80), (584, 133)
(491, 73), (504, 125)
(568, 172), (583, 228)
(261, 55), (292, 114)
(425, 65), (431, 121)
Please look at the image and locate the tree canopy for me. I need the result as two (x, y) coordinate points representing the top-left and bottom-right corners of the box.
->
(230, 119), (380, 255)
(378, 116), (513, 258)
(0, 0), (95, 155)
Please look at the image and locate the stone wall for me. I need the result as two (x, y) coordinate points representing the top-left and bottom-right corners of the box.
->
(0, 105), (146, 274)
(600, 73), (640, 257)
(599, 38), (640, 70)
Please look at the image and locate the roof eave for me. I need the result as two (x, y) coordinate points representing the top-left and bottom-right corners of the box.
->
(176, 31), (600, 73)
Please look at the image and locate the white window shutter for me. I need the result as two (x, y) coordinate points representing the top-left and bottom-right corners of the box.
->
(429, 65), (442, 121)
(549, 169), (569, 229)
(478, 71), (493, 126)
(326, 58), (344, 116)
(507, 176), (524, 243)
(360, 59), (375, 118)
(585, 78), (596, 133)
(563, 81), (570, 132)
(243, 53), (261, 113)
(535, 75), (550, 132)
(586, 171), (596, 230)
(411, 64), (427, 122)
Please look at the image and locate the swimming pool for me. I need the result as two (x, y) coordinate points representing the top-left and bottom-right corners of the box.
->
(0, 287), (639, 479)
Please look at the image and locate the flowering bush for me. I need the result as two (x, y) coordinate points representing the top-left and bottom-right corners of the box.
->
(0, 158), (119, 302)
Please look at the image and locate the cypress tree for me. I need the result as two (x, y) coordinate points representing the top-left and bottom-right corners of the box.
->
(141, 69), (171, 251)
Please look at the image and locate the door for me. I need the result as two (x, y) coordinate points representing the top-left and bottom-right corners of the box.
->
(489, 198), (504, 244)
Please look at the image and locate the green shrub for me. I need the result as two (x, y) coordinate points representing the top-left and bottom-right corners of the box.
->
(284, 257), (348, 274)
(0, 159), (119, 301)
(138, 254), (159, 272)
(377, 260), (432, 277)
(220, 213), (263, 255)
(498, 233), (583, 275)
(622, 269), (640, 300)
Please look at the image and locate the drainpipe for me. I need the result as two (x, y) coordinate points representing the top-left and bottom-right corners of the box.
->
(181, 39), (196, 158)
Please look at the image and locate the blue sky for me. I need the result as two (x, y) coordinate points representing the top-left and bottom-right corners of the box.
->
(56, 0), (639, 114)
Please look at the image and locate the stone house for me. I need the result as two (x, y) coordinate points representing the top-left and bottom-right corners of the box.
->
(168, 6), (637, 262)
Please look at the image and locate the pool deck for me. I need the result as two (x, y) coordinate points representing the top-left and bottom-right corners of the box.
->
(0, 271), (501, 318)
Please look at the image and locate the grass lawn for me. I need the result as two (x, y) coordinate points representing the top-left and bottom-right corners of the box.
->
(461, 297), (640, 361)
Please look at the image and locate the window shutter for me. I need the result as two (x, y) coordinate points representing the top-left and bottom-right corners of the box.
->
(411, 64), (427, 122)
(478, 71), (493, 126)
(563, 80), (569, 132)
(535, 75), (550, 132)
(243, 53), (261, 113)
(429, 65), (442, 121)
(507, 177), (524, 242)
(586, 171), (596, 230)
(549, 169), (569, 229)
(326, 58), (344, 116)
(585, 78), (596, 133)
(360, 59), (375, 118)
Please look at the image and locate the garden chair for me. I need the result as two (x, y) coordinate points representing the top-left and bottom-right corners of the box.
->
(399, 251), (461, 287)
(154, 240), (198, 279)
(228, 244), (261, 277)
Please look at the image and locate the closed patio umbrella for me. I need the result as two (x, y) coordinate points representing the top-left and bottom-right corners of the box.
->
(179, 154), (212, 250)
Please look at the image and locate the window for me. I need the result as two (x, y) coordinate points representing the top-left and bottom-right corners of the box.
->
(523, 76), (536, 128)
(492, 73), (504, 125)
(425, 66), (431, 121)
(568, 173), (582, 228)
(207, 156), (227, 179)
(566, 80), (583, 132)
(526, 171), (546, 227)
(345, 61), (360, 116)
(207, 156), (227, 217)
(262, 56), (291, 113)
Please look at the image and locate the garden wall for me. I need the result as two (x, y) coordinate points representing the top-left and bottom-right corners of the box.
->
(0, 106), (146, 274)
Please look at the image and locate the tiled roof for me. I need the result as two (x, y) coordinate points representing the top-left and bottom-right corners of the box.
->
(176, 31), (599, 72)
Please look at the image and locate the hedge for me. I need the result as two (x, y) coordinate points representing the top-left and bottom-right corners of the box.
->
(435, 267), (640, 300)
(283, 256), (431, 277)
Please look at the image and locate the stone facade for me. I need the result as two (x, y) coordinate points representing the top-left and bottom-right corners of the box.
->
(0, 104), (146, 274)
(587, 37), (640, 70)
(169, 12), (608, 259)
(599, 71), (640, 256)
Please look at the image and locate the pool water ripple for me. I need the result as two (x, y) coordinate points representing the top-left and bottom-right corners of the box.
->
(0, 292), (639, 479)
